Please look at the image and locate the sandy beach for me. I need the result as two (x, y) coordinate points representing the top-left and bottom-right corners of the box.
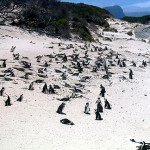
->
(0, 18), (150, 150)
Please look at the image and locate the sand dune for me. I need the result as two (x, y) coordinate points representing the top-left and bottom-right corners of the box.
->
(0, 19), (150, 150)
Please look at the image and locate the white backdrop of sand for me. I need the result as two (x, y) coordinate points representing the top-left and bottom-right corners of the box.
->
(0, 19), (150, 150)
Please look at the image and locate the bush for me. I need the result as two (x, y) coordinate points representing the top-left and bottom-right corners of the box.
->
(72, 20), (94, 41)
(1, 0), (111, 41)
(103, 37), (112, 42)
(53, 18), (68, 26)
(122, 15), (150, 24)
(127, 31), (133, 36)
(52, 18), (70, 38)
(103, 27), (118, 32)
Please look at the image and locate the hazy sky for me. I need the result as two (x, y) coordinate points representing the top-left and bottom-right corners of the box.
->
(62, 0), (150, 8)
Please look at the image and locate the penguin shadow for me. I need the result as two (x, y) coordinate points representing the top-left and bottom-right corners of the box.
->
(84, 112), (91, 115)
(95, 118), (103, 120)
(56, 111), (66, 115)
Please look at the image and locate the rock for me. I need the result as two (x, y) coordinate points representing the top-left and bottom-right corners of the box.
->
(60, 118), (75, 125)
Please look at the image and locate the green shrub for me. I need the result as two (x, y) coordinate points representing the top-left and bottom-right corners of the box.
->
(127, 31), (133, 36)
(72, 21), (94, 41)
(3, 0), (111, 41)
(103, 27), (118, 32)
(53, 18), (68, 26)
(122, 15), (150, 24)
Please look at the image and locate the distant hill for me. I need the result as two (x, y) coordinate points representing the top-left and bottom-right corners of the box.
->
(123, 15), (150, 24)
(104, 5), (125, 19)
(0, 0), (111, 42)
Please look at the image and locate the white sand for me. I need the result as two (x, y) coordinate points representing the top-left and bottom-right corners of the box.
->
(0, 19), (150, 150)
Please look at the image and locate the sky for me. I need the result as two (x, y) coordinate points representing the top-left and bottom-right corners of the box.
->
(62, 0), (150, 12)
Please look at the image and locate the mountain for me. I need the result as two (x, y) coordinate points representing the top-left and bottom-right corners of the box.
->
(0, 0), (112, 42)
(104, 5), (125, 19)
